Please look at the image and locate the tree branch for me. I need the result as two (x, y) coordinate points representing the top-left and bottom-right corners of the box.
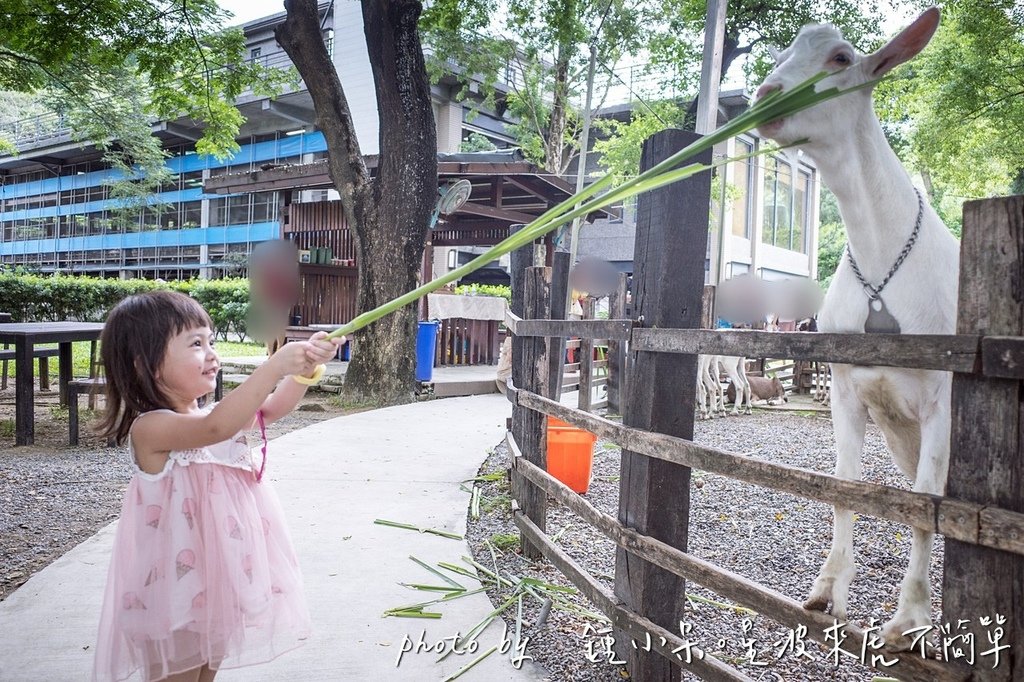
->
(179, 1), (216, 119)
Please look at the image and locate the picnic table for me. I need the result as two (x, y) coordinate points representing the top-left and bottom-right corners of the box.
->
(0, 322), (105, 446)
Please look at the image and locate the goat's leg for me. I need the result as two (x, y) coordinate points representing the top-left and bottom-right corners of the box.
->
(739, 358), (753, 414)
(721, 358), (742, 416)
(696, 375), (708, 420)
(705, 356), (722, 416)
(697, 356), (713, 419)
(881, 398), (950, 649)
(805, 368), (867, 621)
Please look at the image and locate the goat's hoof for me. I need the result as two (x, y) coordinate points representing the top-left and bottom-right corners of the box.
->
(803, 595), (830, 612)
(881, 613), (931, 651)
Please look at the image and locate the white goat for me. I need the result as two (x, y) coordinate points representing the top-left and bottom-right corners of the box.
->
(696, 354), (718, 419)
(717, 355), (752, 415)
(696, 354), (751, 417)
(756, 7), (959, 648)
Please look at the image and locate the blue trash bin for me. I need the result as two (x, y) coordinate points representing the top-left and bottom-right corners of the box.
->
(415, 321), (440, 382)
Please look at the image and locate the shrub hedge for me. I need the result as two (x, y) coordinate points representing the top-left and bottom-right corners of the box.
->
(0, 271), (251, 341)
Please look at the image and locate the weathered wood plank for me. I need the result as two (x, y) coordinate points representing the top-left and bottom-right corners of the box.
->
(512, 450), (967, 682)
(980, 335), (1024, 379)
(702, 285), (715, 330)
(616, 129), (707, 681)
(548, 251), (570, 399)
(944, 195), (1024, 681)
(633, 328), (979, 373)
(579, 298), (594, 412)
(509, 317), (634, 341)
(608, 272), (629, 413)
(514, 387), (1024, 556)
(510, 246), (550, 559)
(514, 512), (753, 682)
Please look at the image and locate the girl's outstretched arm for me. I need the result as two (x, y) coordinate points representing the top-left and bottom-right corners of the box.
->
(259, 332), (344, 424)
(132, 340), (330, 471)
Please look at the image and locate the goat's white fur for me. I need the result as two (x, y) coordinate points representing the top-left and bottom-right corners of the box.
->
(696, 354), (751, 418)
(696, 354), (717, 419)
(718, 356), (752, 415)
(756, 7), (958, 648)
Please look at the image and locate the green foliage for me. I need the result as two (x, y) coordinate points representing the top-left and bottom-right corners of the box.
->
(489, 532), (520, 551)
(816, 220), (847, 290)
(504, 62), (564, 168)
(453, 283), (511, 303)
(877, 0), (1023, 206)
(0, 0), (291, 207)
(459, 132), (498, 153)
(816, 189), (846, 289)
(651, 0), (882, 97)
(174, 278), (251, 341)
(420, 0), (654, 174)
(0, 271), (250, 340)
(592, 101), (685, 183)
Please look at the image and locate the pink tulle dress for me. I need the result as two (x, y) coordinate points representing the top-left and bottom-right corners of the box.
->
(93, 408), (311, 682)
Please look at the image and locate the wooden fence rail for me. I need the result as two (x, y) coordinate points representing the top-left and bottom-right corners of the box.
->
(507, 316), (1024, 382)
(507, 429), (967, 682)
(509, 383), (1024, 556)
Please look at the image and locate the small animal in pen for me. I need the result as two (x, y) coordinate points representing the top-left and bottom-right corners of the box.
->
(727, 374), (788, 406)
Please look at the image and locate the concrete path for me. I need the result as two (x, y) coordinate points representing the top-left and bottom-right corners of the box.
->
(0, 394), (550, 681)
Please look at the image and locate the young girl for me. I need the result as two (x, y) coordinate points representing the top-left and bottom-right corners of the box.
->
(92, 290), (342, 682)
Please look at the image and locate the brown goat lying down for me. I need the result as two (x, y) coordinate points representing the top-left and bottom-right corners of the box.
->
(727, 375), (787, 405)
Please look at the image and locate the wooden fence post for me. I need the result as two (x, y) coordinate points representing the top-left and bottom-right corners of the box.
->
(548, 251), (570, 399)
(614, 129), (712, 681)
(607, 273), (628, 413)
(511, 257), (550, 559)
(579, 297), (595, 411)
(943, 195), (1024, 680)
(702, 285), (716, 330)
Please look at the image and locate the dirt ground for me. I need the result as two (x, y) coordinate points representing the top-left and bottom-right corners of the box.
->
(0, 383), (368, 602)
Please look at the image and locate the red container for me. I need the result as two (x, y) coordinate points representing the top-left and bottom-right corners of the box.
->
(546, 416), (598, 494)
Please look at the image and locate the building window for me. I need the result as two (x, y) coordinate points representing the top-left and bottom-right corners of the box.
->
(731, 139), (753, 238)
(793, 170), (810, 255)
(761, 156), (811, 254)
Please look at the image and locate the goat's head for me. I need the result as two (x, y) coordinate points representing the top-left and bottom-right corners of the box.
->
(755, 7), (940, 147)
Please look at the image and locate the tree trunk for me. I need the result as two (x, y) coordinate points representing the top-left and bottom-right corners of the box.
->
(1012, 167), (1024, 196)
(544, 50), (570, 174)
(277, 0), (437, 404)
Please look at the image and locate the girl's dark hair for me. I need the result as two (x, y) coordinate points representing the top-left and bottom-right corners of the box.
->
(98, 290), (213, 445)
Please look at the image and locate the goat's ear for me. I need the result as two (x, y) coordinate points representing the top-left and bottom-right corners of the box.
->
(863, 6), (940, 77)
(767, 45), (782, 64)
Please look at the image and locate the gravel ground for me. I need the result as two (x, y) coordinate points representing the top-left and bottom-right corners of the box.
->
(466, 408), (944, 682)
(0, 385), (363, 602)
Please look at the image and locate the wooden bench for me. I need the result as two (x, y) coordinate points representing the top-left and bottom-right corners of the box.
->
(68, 370), (224, 446)
(0, 346), (62, 390)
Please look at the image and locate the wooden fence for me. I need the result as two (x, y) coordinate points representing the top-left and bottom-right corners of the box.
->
(434, 318), (502, 366)
(505, 129), (1023, 681)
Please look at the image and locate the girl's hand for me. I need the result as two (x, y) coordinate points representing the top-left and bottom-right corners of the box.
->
(266, 339), (319, 378)
(267, 333), (343, 379)
(304, 331), (343, 368)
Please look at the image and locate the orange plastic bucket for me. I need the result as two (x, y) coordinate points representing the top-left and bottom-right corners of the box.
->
(546, 416), (598, 494)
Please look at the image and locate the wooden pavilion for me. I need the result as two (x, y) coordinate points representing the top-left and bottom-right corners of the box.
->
(204, 150), (614, 366)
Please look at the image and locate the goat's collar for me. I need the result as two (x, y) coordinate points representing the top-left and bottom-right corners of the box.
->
(844, 187), (924, 334)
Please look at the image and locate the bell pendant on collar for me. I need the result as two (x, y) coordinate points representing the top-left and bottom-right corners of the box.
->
(864, 297), (901, 334)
